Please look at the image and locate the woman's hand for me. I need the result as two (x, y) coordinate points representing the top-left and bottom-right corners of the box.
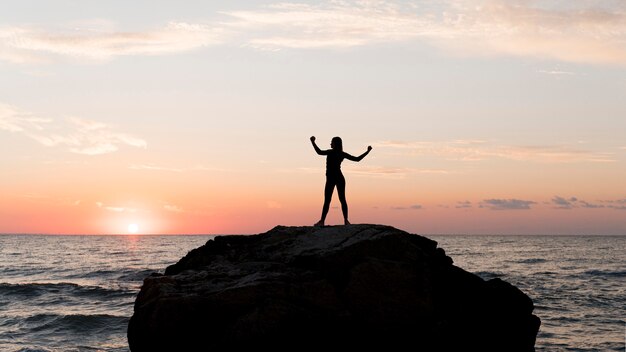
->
(310, 136), (316, 142)
(367, 146), (372, 151)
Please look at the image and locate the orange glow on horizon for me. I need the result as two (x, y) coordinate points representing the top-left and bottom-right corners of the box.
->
(1, 188), (625, 235)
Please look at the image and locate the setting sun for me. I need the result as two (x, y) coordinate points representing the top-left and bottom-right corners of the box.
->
(128, 223), (139, 234)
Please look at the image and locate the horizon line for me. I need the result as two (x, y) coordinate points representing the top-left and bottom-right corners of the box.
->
(1, 232), (624, 237)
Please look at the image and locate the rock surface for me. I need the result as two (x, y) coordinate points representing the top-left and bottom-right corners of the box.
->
(128, 224), (540, 351)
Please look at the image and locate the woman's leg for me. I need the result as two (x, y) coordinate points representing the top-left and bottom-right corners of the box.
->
(317, 177), (336, 225)
(336, 174), (349, 224)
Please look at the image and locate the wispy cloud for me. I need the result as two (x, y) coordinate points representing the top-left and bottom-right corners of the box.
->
(551, 196), (578, 209)
(0, 103), (51, 132)
(0, 22), (224, 64)
(225, 1), (428, 49)
(551, 196), (604, 209)
(456, 200), (472, 209)
(20, 193), (50, 200)
(538, 70), (576, 76)
(1, 1), (625, 66)
(601, 198), (626, 210)
(0, 103), (146, 155)
(96, 202), (138, 213)
(164, 204), (184, 213)
(580, 200), (604, 209)
(376, 140), (615, 163)
(481, 198), (536, 210)
(223, 0), (626, 65)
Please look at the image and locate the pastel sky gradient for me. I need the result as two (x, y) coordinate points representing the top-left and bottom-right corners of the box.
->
(1, 0), (625, 235)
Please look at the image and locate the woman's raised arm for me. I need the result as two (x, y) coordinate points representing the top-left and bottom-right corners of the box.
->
(310, 136), (329, 155)
(344, 146), (372, 162)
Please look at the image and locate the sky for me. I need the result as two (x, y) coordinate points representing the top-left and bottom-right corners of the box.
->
(1, 0), (625, 235)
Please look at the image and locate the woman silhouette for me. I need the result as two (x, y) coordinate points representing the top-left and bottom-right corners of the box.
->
(310, 136), (372, 226)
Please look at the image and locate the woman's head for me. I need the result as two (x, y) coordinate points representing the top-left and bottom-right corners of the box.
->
(331, 136), (343, 151)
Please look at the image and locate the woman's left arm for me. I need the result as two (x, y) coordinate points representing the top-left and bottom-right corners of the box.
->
(344, 146), (372, 162)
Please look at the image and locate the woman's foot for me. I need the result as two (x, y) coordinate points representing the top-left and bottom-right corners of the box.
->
(344, 219), (351, 225)
(314, 220), (325, 227)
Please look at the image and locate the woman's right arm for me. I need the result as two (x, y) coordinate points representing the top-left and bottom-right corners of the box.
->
(310, 136), (328, 155)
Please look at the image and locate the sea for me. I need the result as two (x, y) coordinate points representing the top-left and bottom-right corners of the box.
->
(0, 234), (624, 352)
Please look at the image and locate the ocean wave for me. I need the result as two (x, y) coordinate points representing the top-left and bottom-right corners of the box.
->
(0, 282), (135, 299)
(60, 268), (158, 283)
(473, 271), (503, 280)
(534, 304), (570, 312)
(118, 269), (159, 281)
(583, 269), (626, 278)
(516, 258), (547, 264)
(62, 269), (118, 279)
(0, 268), (51, 276)
(534, 271), (558, 276)
(25, 313), (128, 334)
(549, 316), (580, 324)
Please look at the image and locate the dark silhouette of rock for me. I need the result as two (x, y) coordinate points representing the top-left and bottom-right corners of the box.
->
(128, 224), (540, 351)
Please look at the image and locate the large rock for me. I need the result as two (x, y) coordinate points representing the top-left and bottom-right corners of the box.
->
(128, 224), (540, 351)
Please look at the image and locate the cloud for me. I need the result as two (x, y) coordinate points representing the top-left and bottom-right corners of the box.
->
(0, 22), (224, 63)
(0, 103), (51, 132)
(225, 1), (429, 49)
(96, 202), (137, 213)
(376, 140), (615, 163)
(538, 70), (576, 76)
(2, 1), (625, 66)
(551, 195), (606, 209)
(579, 200), (604, 209)
(391, 204), (423, 210)
(481, 199), (536, 210)
(223, 0), (626, 66)
(0, 103), (146, 155)
(456, 201), (472, 209)
(164, 204), (184, 213)
(602, 198), (626, 210)
(439, 1), (626, 66)
(551, 196), (578, 209)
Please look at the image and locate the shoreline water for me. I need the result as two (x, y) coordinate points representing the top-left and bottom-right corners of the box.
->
(1, 234), (624, 351)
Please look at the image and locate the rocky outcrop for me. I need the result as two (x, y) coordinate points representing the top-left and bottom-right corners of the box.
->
(128, 224), (540, 351)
